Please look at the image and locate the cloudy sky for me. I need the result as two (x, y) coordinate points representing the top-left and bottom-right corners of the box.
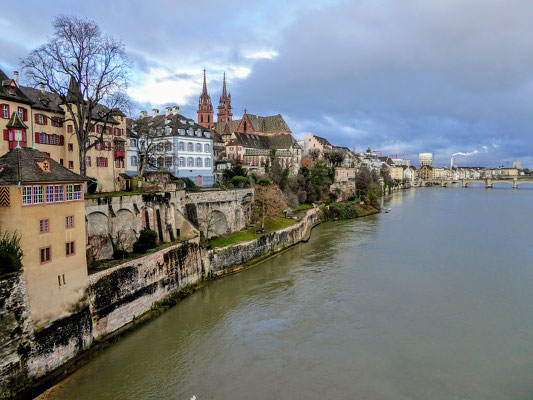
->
(1, 0), (532, 166)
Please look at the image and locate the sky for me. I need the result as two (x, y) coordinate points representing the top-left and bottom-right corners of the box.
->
(1, 0), (532, 167)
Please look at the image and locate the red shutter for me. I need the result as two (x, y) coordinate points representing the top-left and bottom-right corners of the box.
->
(35, 132), (40, 143)
(104, 157), (108, 167)
(91, 125), (95, 132)
(35, 114), (39, 124)
(3, 130), (8, 140)
(60, 135), (64, 145)
(23, 108), (28, 121)
(44, 116), (48, 125)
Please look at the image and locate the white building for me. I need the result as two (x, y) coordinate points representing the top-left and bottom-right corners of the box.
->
(419, 153), (434, 167)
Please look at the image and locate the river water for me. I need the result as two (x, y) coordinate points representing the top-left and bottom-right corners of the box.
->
(41, 185), (533, 400)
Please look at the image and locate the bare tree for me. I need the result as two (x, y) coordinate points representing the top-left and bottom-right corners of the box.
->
(21, 15), (131, 176)
(197, 210), (226, 239)
(131, 117), (162, 178)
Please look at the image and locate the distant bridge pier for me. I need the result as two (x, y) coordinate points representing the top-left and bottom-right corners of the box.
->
(462, 179), (468, 188)
(485, 178), (492, 189)
(513, 177), (518, 189)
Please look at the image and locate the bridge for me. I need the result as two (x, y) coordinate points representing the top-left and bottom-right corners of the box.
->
(420, 177), (533, 189)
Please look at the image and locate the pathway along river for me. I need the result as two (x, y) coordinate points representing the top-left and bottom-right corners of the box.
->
(40, 185), (533, 400)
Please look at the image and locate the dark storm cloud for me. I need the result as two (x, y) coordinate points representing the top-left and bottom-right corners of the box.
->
(238, 0), (533, 166)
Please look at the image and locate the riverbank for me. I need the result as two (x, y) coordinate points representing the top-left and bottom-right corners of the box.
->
(6, 203), (379, 399)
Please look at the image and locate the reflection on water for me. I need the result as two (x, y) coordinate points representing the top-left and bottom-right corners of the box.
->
(40, 187), (533, 400)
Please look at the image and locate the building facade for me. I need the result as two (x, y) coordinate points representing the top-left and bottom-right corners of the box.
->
(0, 148), (88, 329)
(0, 69), (126, 192)
(419, 153), (434, 167)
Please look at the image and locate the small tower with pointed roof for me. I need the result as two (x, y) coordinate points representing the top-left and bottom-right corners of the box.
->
(217, 72), (233, 123)
(197, 69), (214, 129)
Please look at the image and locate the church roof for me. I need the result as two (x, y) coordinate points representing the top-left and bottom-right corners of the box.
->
(0, 147), (87, 185)
(245, 113), (291, 133)
(230, 132), (299, 150)
(214, 119), (241, 135)
(313, 135), (332, 147)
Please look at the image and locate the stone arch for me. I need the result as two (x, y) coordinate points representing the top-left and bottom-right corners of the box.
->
(113, 209), (137, 251)
(235, 209), (241, 229)
(206, 210), (228, 238)
(87, 211), (109, 236)
(86, 211), (112, 261)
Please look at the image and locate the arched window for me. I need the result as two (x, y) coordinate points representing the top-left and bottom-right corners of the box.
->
(205, 158), (211, 167)
(207, 115), (210, 123)
(179, 141), (184, 151)
(131, 156), (138, 166)
(204, 144), (210, 153)
(196, 157), (202, 167)
(187, 157), (193, 167)
(187, 142), (193, 151)
(201, 115), (204, 123)
(196, 143), (202, 152)
(179, 157), (185, 167)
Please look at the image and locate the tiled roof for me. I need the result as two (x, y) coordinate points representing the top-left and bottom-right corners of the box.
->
(232, 132), (270, 149)
(245, 113), (291, 133)
(0, 147), (87, 185)
(268, 134), (301, 149)
(19, 86), (64, 113)
(214, 119), (240, 135)
(6, 112), (28, 129)
(314, 135), (332, 146)
(0, 69), (32, 104)
(134, 113), (213, 140)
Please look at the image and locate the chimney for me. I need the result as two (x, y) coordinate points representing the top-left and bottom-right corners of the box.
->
(140, 110), (147, 118)
(13, 71), (18, 85)
(152, 108), (159, 117)
(165, 106), (172, 116)
(172, 106), (180, 115)
(40, 84), (46, 94)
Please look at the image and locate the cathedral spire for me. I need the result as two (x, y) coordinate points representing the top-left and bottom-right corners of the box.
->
(197, 69), (213, 129)
(217, 72), (232, 123)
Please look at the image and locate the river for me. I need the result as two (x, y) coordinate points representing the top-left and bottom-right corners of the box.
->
(40, 185), (533, 400)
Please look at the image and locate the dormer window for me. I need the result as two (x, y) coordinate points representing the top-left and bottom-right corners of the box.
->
(196, 129), (202, 136)
(187, 128), (193, 135)
(178, 128), (185, 135)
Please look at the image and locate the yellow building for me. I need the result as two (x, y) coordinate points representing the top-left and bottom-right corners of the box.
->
(0, 147), (88, 328)
(433, 167), (446, 179)
(1, 69), (126, 192)
(420, 165), (434, 180)
(501, 168), (518, 176)
(390, 166), (404, 181)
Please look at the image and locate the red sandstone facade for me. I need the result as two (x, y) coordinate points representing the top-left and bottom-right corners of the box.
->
(197, 70), (214, 129)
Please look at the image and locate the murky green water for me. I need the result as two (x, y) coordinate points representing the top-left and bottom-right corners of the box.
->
(42, 186), (533, 399)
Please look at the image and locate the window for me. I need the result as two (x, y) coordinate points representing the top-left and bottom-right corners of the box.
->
(196, 157), (202, 167)
(68, 125), (73, 133)
(68, 143), (73, 151)
(36, 114), (45, 125)
(165, 142), (172, 151)
(130, 138), (136, 146)
(46, 185), (54, 203)
(204, 144), (210, 153)
(68, 161), (74, 169)
(58, 274), (66, 286)
(66, 215), (74, 228)
(205, 158), (211, 167)
(22, 186), (32, 205)
(86, 156), (91, 167)
(39, 219), (49, 233)
(187, 142), (193, 151)
(97, 157), (107, 167)
(40, 246), (51, 264)
(66, 184), (73, 201)
(18, 107), (27, 121)
(73, 184), (82, 200)
(196, 143), (202, 152)
(179, 157), (185, 167)
(179, 141), (184, 151)
(115, 158), (124, 168)
(55, 185), (64, 202)
(66, 241), (75, 256)
(33, 185), (43, 204)
(96, 125), (103, 134)
(165, 157), (173, 167)
(187, 157), (193, 167)
(131, 155), (138, 166)
(1, 104), (9, 119)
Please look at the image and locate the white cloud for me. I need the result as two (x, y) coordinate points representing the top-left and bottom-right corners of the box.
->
(244, 49), (279, 60)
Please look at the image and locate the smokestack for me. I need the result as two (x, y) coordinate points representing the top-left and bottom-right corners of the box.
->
(172, 106), (180, 115)
(40, 84), (46, 94)
(165, 107), (172, 116)
(13, 71), (18, 85)
(140, 110), (147, 118)
(152, 109), (159, 117)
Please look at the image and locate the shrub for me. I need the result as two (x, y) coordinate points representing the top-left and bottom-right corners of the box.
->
(113, 249), (129, 259)
(0, 231), (23, 276)
(226, 183), (234, 188)
(231, 175), (249, 187)
(257, 178), (271, 186)
(182, 178), (200, 192)
(132, 229), (157, 254)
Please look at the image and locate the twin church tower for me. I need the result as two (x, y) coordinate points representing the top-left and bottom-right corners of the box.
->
(197, 70), (232, 129)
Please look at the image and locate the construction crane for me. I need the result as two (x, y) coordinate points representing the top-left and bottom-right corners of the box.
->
(372, 149), (414, 159)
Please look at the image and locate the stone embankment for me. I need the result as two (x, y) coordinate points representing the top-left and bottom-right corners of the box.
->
(1, 208), (319, 399)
